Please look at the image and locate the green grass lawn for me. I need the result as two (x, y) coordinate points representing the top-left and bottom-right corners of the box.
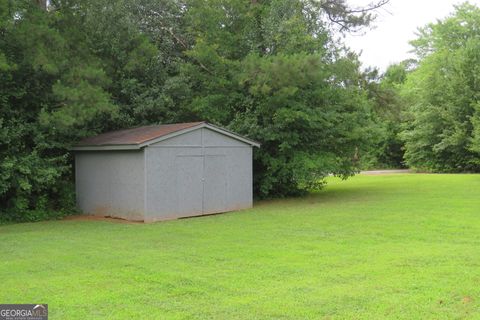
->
(1, 174), (480, 319)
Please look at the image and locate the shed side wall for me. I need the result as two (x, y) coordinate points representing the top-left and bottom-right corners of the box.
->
(75, 151), (145, 220)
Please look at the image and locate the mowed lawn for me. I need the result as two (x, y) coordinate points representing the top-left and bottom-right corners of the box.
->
(1, 174), (480, 319)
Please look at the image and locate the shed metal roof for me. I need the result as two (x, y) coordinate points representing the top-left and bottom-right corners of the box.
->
(72, 122), (260, 151)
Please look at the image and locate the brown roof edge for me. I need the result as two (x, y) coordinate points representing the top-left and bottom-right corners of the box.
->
(75, 122), (204, 147)
(71, 121), (260, 150)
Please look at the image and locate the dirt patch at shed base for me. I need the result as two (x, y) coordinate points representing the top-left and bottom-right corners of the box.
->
(63, 215), (144, 224)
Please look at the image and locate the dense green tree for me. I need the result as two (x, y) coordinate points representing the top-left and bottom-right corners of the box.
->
(401, 3), (480, 171)
(361, 61), (412, 168)
(0, 0), (179, 220)
(1, 0), (387, 220)
(176, 0), (381, 196)
(235, 53), (376, 196)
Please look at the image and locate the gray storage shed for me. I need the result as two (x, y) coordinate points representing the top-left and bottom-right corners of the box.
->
(72, 122), (260, 222)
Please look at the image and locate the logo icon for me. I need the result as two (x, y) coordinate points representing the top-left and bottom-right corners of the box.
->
(0, 304), (48, 320)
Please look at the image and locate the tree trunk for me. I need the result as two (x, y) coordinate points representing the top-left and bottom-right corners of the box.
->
(34, 0), (47, 10)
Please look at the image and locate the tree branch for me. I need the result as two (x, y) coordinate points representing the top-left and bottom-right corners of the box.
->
(318, 0), (390, 32)
(151, 11), (214, 75)
(344, 0), (389, 14)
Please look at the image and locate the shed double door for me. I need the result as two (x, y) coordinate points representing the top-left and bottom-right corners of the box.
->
(175, 154), (227, 216)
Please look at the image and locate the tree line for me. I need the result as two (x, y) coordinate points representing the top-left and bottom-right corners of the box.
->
(0, 0), (479, 221)
(367, 2), (480, 172)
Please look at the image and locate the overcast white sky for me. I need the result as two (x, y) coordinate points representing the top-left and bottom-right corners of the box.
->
(344, 0), (480, 71)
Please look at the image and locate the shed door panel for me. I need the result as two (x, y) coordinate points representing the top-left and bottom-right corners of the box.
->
(175, 155), (204, 217)
(203, 155), (227, 214)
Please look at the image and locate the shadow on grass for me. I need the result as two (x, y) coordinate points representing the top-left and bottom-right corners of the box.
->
(254, 182), (390, 209)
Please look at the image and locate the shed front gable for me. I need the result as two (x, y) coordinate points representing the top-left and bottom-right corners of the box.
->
(148, 127), (251, 148)
(142, 124), (259, 148)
